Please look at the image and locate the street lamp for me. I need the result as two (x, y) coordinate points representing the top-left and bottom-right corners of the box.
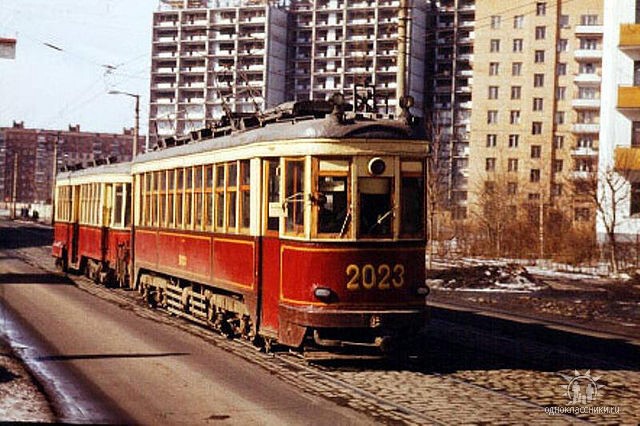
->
(108, 90), (140, 158)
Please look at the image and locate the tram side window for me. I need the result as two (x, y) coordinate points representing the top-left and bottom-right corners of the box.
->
(194, 166), (203, 230)
(158, 171), (166, 227)
(185, 167), (193, 229)
(154, 171), (163, 227)
(284, 158), (305, 235)
(215, 164), (225, 230)
(168, 170), (175, 227)
(240, 160), (250, 230)
(359, 177), (393, 238)
(144, 173), (152, 226)
(265, 159), (280, 232)
(400, 161), (425, 237)
(227, 162), (238, 230)
(113, 184), (124, 227)
(176, 168), (184, 228)
(103, 184), (113, 227)
(124, 183), (132, 227)
(316, 160), (350, 236)
(205, 165), (213, 229)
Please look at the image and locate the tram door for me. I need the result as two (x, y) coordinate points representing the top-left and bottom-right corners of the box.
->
(259, 159), (281, 336)
(70, 185), (80, 265)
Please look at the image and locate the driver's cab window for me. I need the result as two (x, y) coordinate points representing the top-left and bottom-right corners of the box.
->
(315, 159), (351, 238)
(359, 177), (393, 238)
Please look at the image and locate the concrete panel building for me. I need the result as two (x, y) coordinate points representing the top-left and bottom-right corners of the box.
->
(149, 0), (288, 143)
(466, 0), (603, 222)
(598, 0), (640, 242)
(288, 0), (427, 114)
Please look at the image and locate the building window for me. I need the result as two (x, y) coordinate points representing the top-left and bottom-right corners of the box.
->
(553, 160), (563, 173)
(551, 184), (563, 196)
(529, 193), (541, 201)
(531, 145), (542, 158)
(575, 207), (591, 221)
(534, 73), (544, 87)
(511, 86), (522, 99)
(488, 86), (499, 99)
(508, 158), (518, 172)
(536, 2), (546, 16)
(489, 62), (500, 75)
(532, 122), (543, 134)
(559, 15), (569, 28)
(491, 15), (501, 29)
(512, 62), (522, 76)
(581, 62), (596, 74)
(513, 39), (524, 52)
(534, 50), (545, 63)
(632, 121), (640, 147)
(557, 63), (567, 75)
(558, 39), (568, 52)
(578, 136), (594, 148)
(490, 39), (500, 52)
(554, 135), (565, 148)
(530, 169), (541, 182)
(556, 86), (566, 100)
(514, 15), (524, 29)
(580, 38), (598, 50)
(535, 26), (546, 39)
(509, 134), (519, 148)
(578, 111), (597, 124)
(578, 87), (598, 99)
(487, 110), (498, 124)
(634, 61), (640, 86)
(533, 98), (544, 111)
(510, 110), (521, 125)
(555, 111), (565, 125)
(631, 183), (640, 215)
(581, 14), (599, 25)
(485, 157), (496, 171)
(507, 182), (518, 195)
(486, 134), (497, 147)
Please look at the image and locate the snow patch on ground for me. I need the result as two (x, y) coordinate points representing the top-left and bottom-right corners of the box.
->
(427, 263), (548, 293)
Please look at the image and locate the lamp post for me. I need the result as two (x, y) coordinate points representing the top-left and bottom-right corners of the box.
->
(108, 90), (140, 158)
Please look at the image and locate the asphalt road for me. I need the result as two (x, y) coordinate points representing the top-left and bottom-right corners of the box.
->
(0, 221), (371, 425)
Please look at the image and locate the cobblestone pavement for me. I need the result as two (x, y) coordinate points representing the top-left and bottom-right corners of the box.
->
(7, 241), (640, 425)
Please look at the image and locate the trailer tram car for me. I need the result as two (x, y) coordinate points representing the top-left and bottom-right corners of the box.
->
(53, 162), (133, 287)
(53, 96), (431, 356)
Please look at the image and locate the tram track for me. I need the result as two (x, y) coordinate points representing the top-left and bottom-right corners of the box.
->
(4, 233), (639, 424)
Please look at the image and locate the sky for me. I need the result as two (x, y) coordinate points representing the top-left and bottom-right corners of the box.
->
(0, 0), (158, 135)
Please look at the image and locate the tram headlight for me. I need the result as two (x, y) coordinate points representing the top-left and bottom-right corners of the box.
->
(417, 286), (430, 296)
(314, 286), (333, 302)
(368, 157), (386, 175)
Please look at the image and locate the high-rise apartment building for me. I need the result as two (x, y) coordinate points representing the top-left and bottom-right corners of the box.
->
(431, 0), (475, 219)
(149, 0), (287, 143)
(467, 0), (603, 222)
(0, 122), (143, 204)
(287, 0), (427, 113)
(599, 0), (640, 242)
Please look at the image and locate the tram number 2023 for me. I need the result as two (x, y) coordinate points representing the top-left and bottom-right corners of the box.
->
(345, 263), (405, 291)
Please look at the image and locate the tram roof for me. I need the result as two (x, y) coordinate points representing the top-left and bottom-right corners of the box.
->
(56, 162), (132, 181)
(135, 115), (427, 165)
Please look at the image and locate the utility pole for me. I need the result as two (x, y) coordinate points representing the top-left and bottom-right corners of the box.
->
(539, 194), (545, 260)
(11, 152), (17, 219)
(395, 0), (408, 116)
(108, 90), (140, 158)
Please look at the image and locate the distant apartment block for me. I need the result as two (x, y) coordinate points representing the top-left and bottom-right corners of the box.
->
(0, 122), (143, 204)
(430, 0), (475, 219)
(466, 0), (603, 222)
(288, 0), (427, 114)
(598, 0), (640, 241)
(149, 0), (287, 142)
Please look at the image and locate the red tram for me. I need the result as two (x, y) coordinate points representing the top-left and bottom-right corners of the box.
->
(53, 97), (430, 355)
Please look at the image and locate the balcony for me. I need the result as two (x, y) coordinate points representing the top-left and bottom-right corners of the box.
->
(572, 147), (598, 157)
(572, 123), (600, 133)
(615, 147), (640, 171)
(574, 49), (603, 61)
(575, 25), (604, 35)
(617, 86), (640, 117)
(620, 24), (640, 56)
(572, 98), (600, 109)
(574, 73), (601, 85)
(572, 171), (595, 180)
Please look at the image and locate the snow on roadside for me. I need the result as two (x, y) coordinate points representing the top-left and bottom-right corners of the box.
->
(0, 341), (54, 423)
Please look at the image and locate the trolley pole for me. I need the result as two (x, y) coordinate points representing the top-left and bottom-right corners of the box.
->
(395, 0), (408, 116)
